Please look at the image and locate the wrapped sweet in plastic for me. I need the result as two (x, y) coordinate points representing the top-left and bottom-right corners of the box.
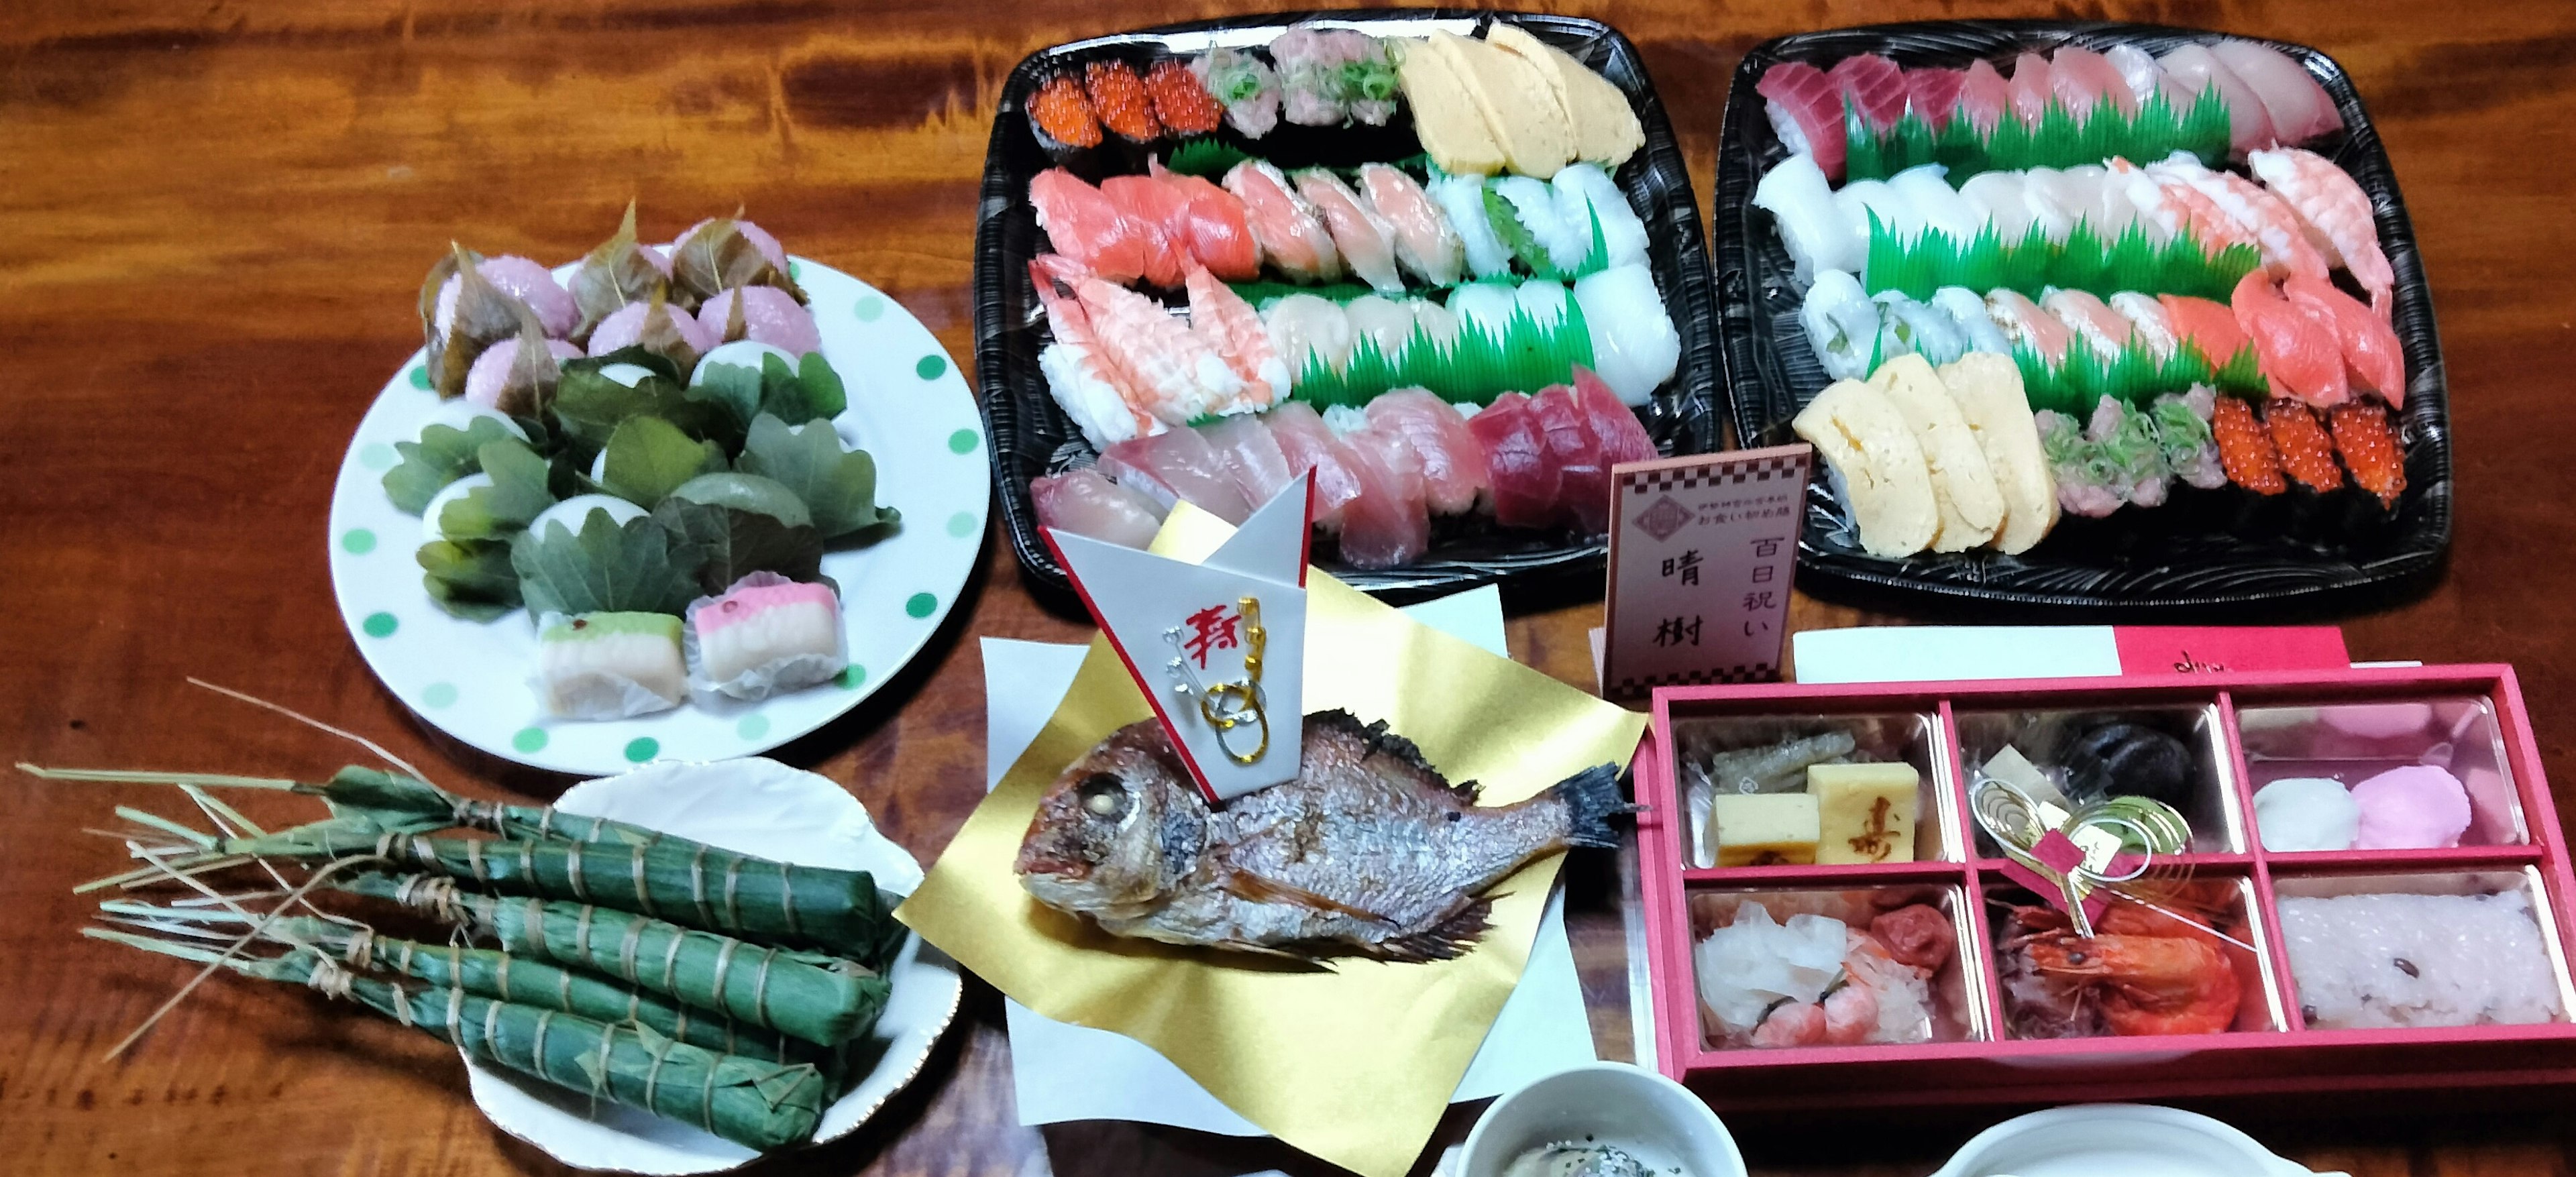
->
(684, 572), (847, 700)
(535, 611), (688, 719)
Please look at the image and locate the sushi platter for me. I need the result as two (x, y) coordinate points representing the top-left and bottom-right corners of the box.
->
(1715, 21), (2451, 612)
(328, 216), (987, 775)
(1638, 665), (2576, 1108)
(976, 9), (1720, 598)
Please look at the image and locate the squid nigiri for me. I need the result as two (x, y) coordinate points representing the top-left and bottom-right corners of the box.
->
(1429, 173), (1513, 280)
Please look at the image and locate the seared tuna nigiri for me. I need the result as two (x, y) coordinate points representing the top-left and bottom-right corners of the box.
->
(1034, 468), (1167, 549)
(1468, 392), (1563, 530)
(1756, 61), (1849, 181)
(1366, 389), (1491, 516)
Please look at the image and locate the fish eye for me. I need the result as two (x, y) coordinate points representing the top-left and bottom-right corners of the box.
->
(1076, 773), (1130, 820)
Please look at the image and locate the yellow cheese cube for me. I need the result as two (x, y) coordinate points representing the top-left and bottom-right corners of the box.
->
(1707, 794), (1819, 866)
(1808, 763), (1921, 864)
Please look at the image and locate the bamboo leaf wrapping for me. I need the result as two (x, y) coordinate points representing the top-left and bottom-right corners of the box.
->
(341, 974), (827, 1151)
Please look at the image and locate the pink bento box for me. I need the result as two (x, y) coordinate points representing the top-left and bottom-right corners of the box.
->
(1637, 665), (2576, 1107)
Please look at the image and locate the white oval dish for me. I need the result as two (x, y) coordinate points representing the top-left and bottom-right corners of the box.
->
(327, 260), (987, 775)
(1458, 1062), (1748, 1177)
(1930, 1103), (2348, 1177)
(458, 757), (961, 1174)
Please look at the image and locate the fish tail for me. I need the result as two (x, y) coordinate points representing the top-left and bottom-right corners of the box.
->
(1550, 765), (1637, 850)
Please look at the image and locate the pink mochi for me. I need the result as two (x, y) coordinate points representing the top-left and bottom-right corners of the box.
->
(463, 337), (583, 407)
(2349, 765), (2472, 850)
(587, 300), (716, 357)
(696, 287), (822, 355)
(437, 255), (578, 339)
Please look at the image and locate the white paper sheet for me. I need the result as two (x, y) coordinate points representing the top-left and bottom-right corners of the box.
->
(979, 584), (1595, 1137)
(1792, 625), (2127, 683)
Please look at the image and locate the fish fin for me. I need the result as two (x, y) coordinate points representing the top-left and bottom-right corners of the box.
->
(1222, 871), (1397, 925)
(1364, 898), (1494, 963)
(1550, 764), (1640, 850)
(1309, 708), (1480, 804)
(1210, 939), (1340, 968)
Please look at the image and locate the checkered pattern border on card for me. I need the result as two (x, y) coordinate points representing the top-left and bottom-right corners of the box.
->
(1611, 663), (1778, 693)
(1621, 453), (1809, 496)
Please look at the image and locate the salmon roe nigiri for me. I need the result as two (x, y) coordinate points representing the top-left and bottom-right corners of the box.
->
(1085, 60), (1163, 143)
(2329, 400), (2407, 506)
(2265, 399), (2345, 492)
(1029, 72), (1102, 149)
(2210, 396), (2288, 494)
(1144, 60), (1224, 136)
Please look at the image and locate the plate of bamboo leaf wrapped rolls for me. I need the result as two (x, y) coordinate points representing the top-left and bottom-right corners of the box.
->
(1717, 21), (2451, 612)
(55, 757), (959, 1172)
(976, 10), (1720, 598)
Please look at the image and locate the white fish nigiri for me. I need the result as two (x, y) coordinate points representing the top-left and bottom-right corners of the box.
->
(1342, 295), (1417, 368)
(2104, 45), (2166, 106)
(1551, 162), (1650, 270)
(1755, 152), (1856, 278)
(1262, 293), (1354, 380)
(1931, 286), (2013, 355)
(1957, 172), (2035, 243)
(1888, 164), (1980, 244)
(1429, 172), (1513, 279)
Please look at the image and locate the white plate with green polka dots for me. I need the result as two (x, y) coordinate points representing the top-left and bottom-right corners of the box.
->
(329, 260), (986, 776)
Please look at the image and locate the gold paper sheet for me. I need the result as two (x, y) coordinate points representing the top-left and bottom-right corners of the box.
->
(896, 508), (1646, 1177)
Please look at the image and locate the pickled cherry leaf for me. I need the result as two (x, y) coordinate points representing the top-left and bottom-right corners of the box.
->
(600, 414), (726, 506)
(569, 201), (672, 343)
(436, 439), (559, 541)
(418, 539), (521, 621)
(671, 219), (807, 306)
(431, 245), (537, 400)
(737, 412), (895, 539)
(383, 416), (518, 514)
(511, 511), (699, 617)
(650, 498), (823, 595)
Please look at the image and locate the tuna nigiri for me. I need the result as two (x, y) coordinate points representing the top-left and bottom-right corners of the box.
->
(2282, 274), (2404, 403)
(1529, 385), (1611, 535)
(2232, 272), (2348, 406)
(2247, 147), (2393, 317)
(1033, 468), (1167, 549)
(1957, 59), (2011, 133)
(1097, 427), (1253, 523)
(1098, 175), (1194, 288)
(1366, 389), (1491, 515)
(1827, 54), (1909, 133)
(2008, 52), (2055, 126)
(1466, 392), (1562, 530)
(1295, 169), (1405, 295)
(2208, 41), (2341, 146)
(1031, 169), (1151, 286)
(1988, 289), (2074, 364)
(1146, 159), (1262, 282)
(2157, 44), (2275, 152)
(1905, 68), (1968, 131)
(1757, 61), (1849, 182)
(1199, 412), (1296, 507)
(1226, 160), (1342, 284)
(2051, 46), (2137, 118)
(1357, 164), (1464, 287)
(1264, 400), (1366, 529)
(1572, 368), (1658, 467)
(1335, 427), (1431, 569)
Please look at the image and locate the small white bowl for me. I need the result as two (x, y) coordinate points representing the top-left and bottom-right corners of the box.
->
(1930, 1104), (2349, 1177)
(1458, 1062), (1748, 1177)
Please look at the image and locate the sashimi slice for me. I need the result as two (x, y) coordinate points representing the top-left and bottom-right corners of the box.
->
(1032, 468), (1166, 549)
(2159, 294), (2251, 366)
(1529, 385), (1611, 534)
(2008, 52), (2055, 126)
(1097, 427), (1254, 523)
(2043, 288), (2135, 360)
(1148, 159), (1261, 281)
(2050, 46), (2137, 118)
(1988, 289), (2074, 364)
(1030, 168), (1150, 285)
(1334, 427), (1431, 569)
(1356, 163), (1464, 287)
(1466, 392), (1562, 530)
(1366, 388), (1491, 516)
(1904, 68), (1967, 132)
(1264, 400), (1365, 530)
(1097, 175), (1193, 288)
(1572, 368), (1657, 467)
(2232, 271), (2349, 406)
(1957, 59), (2010, 133)
(1224, 160), (1342, 284)
(1757, 60), (1849, 182)
(1198, 411), (1296, 506)
(2208, 40), (2341, 145)
(2157, 44), (2275, 153)
(1294, 169), (1405, 296)
(1184, 265), (1287, 410)
(1827, 54), (1909, 132)
(2282, 274), (2404, 404)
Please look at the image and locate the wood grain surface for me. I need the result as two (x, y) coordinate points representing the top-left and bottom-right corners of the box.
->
(5, 1), (2575, 1174)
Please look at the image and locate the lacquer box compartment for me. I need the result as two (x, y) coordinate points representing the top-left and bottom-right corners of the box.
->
(1638, 667), (2576, 1108)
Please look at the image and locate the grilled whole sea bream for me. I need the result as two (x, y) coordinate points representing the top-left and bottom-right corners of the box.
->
(1014, 710), (1629, 962)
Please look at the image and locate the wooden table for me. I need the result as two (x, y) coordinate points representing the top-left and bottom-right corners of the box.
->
(7, 1), (2575, 1173)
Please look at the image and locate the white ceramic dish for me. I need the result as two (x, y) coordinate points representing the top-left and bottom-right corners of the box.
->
(459, 757), (963, 1174)
(1458, 1062), (1748, 1177)
(1930, 1104), (2347, 1177)
(328, 260), (987, 775)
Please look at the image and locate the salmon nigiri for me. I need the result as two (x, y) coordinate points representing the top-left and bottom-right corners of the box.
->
(2008, 52), (2056, 125)
(1757, 61), (1849, 182)
(1224, 160), (1342, 284)
(2232, 271), (2347, 406)
(1365, 389), (1489, 516)
(1958, 59), (2011, 133)
(2051, 46), (2137, 117)
(1098, 175), (1194, 288)
(1030, 168), (1152, 285)
(1148, 159), (1260, 281)
(2159, 294), (2249, 366)
(2282, 274), (2404, 404)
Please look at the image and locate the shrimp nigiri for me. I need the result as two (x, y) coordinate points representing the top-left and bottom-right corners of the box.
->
(2248, 147), (2394, 318)
(1184, 264), (1287, 410)
(2149, 158), (2326, 278)
(1030, 260), (1159, 447)
(2232, 272), (2347, 407)
(1224, 160), (1342, 284)
(1357, 164), (1464, 286)
(2138, 159), (2263, 257)
(1294, 169), (1404, 295)
(1034, 254), (1239, 425)
(2282, 274), (2404, 404)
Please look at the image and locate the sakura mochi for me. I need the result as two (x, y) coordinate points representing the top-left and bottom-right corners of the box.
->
(686, 572), (847, 699)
